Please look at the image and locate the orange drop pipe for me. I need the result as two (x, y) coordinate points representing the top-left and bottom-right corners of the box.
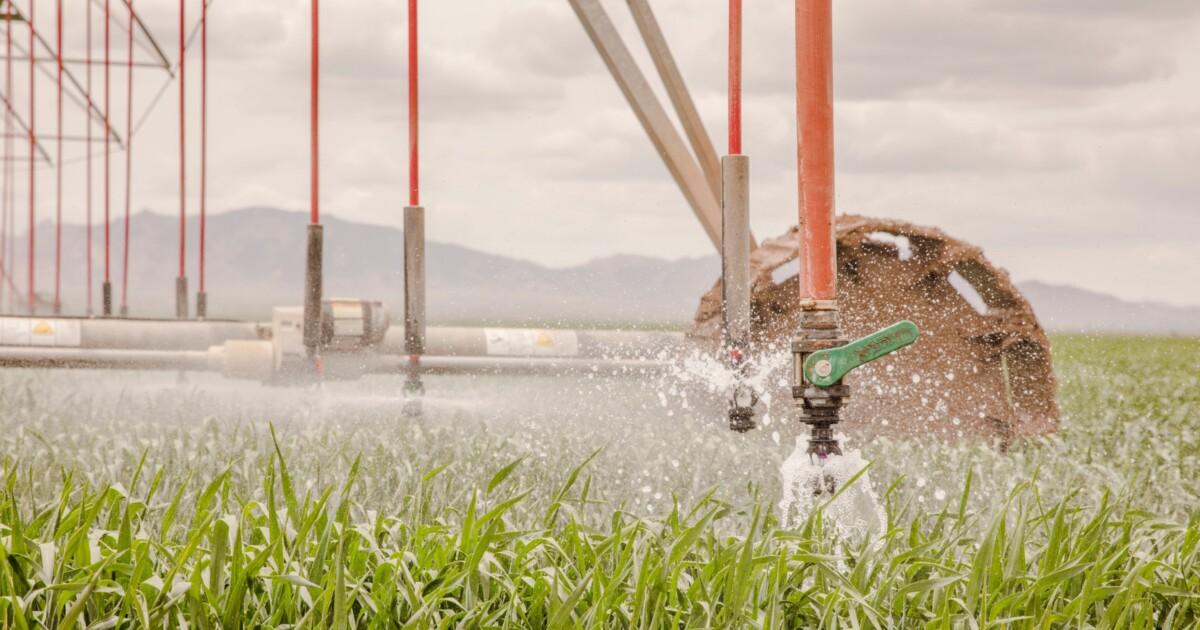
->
(795, 0), (835, 301)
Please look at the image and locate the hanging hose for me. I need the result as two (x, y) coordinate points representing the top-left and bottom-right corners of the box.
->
(197, 0), (207, 318)
(103, 0), (112, 316)
(27, 0), (36, 314)
(408, 0), (418, 208)
(121, 0), (133, 316)
(402, 0), (425, 412)
(302, 0), (323, 362)
(307, 0), (321, 257)
(3, 14), (10, 314)
(2, 12), (11, 314)
(175, 0), (187, 320)
(86, 0), (94, 315)
(721, 0), (753, 431)
(55, 0), (63, 314)
(728, 0), (741, 156)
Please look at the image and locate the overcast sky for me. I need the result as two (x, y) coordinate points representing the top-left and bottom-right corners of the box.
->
(6, 0), (1200, 306)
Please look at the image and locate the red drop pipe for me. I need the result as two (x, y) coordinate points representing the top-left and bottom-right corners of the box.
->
(86, 0), (93, 313)
(795, 0), (835, 301)
(199, 0), (207, 293)
(178, 0), (186, 278)
(27, 0), (36, 314)
(728, 0), (742, 155)
(2, 15), (11, 312)
(407, 0), (418, 207)
(104, 0), (111, 289)
(122, 0), (133, 312)
(55, 0), (64, 313)
(310, 0), (319, 225)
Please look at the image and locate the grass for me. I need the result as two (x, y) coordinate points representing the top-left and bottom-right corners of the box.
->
(0, 335), (1197, 627)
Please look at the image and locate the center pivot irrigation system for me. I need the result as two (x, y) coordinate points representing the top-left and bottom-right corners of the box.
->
(0, 1), (1060, 460)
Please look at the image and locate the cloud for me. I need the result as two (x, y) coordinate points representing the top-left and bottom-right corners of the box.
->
(6, 0), (1196, 308)
(837, 103), (1078, 174)
(722, 0), (1198, 101)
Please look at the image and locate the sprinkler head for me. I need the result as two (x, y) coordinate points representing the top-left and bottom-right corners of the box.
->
(725, 344), (758, 432)
(403, 356), (424, 418)
(793, 313), (920, 475)
(729, 399), (755, 432)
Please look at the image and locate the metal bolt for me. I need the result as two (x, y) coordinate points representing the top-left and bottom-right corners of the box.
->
(814, 359), (833, 378)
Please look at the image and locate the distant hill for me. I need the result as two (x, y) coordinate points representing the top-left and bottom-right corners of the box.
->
(2, 207), (718, 324)
(3, 207), (1195, 335)
(1018, 281), (1200, 336)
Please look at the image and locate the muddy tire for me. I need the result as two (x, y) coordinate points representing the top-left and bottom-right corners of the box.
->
(692, 215), (1059, 445)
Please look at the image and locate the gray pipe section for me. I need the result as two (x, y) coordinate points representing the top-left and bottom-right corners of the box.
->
(364, 354), (675, 376)
(382, 326), (687, 360)
(721, 155), (752, 352)
(0, 347), (211, 370)
(404, 206), (427, 356)
(0, 316), (686, 360)
(79, 319), (259, 350)
(0, 316), (260, 350)
(303, 224), (325, 356)
(0, 345), (677, 378)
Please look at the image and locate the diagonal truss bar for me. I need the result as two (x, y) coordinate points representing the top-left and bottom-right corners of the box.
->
(568, 0), (722, 250)
(0, 55), (165, 69)
(4, 4), (125, 150)
(130, 0), (213, 139)
(118, 0), (173, 75)
(625, 0), (721, 201)
(84, 0), (172, 75)
(0, 89), (52, 164)
(16, 7), (126, 149)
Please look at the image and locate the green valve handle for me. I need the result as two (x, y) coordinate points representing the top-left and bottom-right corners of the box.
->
(803, 320), (920, 388)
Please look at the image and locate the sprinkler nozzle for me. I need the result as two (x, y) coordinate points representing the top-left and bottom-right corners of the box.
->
(793, 315), (920, 465)
(403, 355), (424, 418)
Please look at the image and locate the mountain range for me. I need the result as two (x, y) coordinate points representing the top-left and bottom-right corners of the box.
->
(1, 207), (1195, 335)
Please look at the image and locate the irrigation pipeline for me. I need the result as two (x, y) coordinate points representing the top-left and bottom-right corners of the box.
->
(795, 0), (835, 301)
(0, 1), (207, 318)
(198, 0), (207, 317)
(173, 0), (187, 319)
(27, 0), (35, 314)
(310, 0), (319, 227)
(302, 0), (323, 359)
(408, 0), (418, 207)
(727, 0), (741, 155)
(103, 0), (111, 316)
(122, 0), (134, 315)
(85, 0), (93, 314)
(2, 12), (10, 313)
(55, 0), (63, 314)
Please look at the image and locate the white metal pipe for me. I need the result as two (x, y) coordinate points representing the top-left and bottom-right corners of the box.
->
(0, 346), (212, 370)
(367, 354), (675, 376)
(0, 315), (260, 350)
(0, 316), (689, 362)
(382, 326), (687, 360)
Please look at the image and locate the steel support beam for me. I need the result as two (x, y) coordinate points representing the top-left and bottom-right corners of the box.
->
(568, 0), (722, 250)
